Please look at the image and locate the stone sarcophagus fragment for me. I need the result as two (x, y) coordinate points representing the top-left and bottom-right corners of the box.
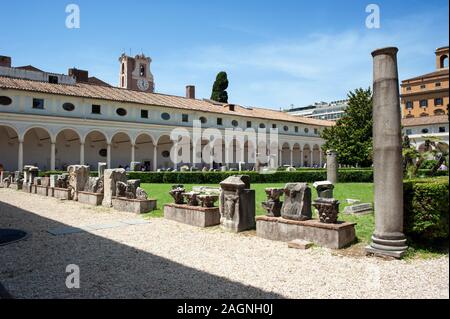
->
(219, 175), (255, 232)
(67, 165), (90, 201)
(281, 183), (312, 221)
(102, 168), (127, 207)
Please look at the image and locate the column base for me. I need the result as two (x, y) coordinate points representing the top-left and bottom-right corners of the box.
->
(365, 234), (408, 259)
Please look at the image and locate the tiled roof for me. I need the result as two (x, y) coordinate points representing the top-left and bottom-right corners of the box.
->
(401, 68), (449, 83)
(402, 115), (449, 127)
(0, 76), (334, 127)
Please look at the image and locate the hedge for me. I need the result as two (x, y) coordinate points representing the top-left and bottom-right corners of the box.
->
(404, 177), (449, 241)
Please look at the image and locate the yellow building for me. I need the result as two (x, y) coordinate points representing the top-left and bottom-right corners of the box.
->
(400, 46), (449, 118)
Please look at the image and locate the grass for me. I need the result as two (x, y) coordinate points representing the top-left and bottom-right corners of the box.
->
(141, 182), (375, 244)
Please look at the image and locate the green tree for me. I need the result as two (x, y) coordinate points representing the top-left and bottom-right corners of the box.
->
(320, 88), (373, 167)
(210, 71), (229, 103)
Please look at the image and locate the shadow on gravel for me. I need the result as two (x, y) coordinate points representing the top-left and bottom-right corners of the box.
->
(0, 200), (282, 299)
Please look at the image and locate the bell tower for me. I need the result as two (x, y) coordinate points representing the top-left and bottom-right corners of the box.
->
(118, 53), (155, 93)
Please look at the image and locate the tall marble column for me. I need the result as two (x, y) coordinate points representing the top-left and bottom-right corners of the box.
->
(290, 148), (293, 167)
(131, 143), (135, 163)
(153, 144), (157, 171)
(366, 47), (408, 259)
(107, 143), (111, 168)
(50, 142), (56, 170)
(326, 149), (338, 184)
(80, 142), (85, 165)
(18, 140), (23, 171)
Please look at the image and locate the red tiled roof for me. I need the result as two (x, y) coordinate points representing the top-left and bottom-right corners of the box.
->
(402, 115), (449, 127)
(0, 76), (334, 127)
(402, 68), (449, 83)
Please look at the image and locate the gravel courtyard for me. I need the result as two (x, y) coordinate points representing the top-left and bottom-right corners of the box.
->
(0, 188), (448, 299)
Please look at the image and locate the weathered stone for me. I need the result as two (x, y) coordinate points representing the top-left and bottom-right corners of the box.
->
(53, 187), (71, 200)
(169, 185), (185, 204)
(192, 186), (221, 195)
(102, 168), (127, 207)
(286, 166), (296, 172)
(164, 204), (220, 227)
(365, 47), (408, 259)
(136, 187), (148, 200)
(197, 194), (219, 208)
(84, 177), (103, 194)
(111, 197), (157, 214)
(256, 216), (356, 249)
(281, 183), (312, 221)
(116, 181), (127, 198)
(343, 203), (373, 215)
(33, 177), (42, 186)
(346, 198), (361, 204)
(312, 181), (334, 198)
(202, 167), (208, 172)
(98, 162), (107, 178)
(326, 150), (338, 184)
(49, 175), (58, 188)
(183, 192), (200, 206)
(41, 177), (50, 187)
(67, 165), (90, 201)
(313, 198), (340, 224)
(180, 165), (189, 172)
(77, 191), (103, 206)
(262, 188), (284, 217)
(126, 180), (141, 197)
(35, 185), (49, 196)
(219, 175), (255, 232)
(288, 239), (313, 250)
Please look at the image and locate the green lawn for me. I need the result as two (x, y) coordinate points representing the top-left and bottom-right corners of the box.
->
(141, 182), (375, 243)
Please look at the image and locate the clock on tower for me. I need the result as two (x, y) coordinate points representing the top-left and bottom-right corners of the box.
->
(118, 53), (155, 93)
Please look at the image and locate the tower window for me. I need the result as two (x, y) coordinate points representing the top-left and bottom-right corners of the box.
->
(140, 64), (145, 77)
(92, 104), (101, 114)
(32, 98), (45, 109)
(141, 110), (148, 119)
(121, 63), (125, 74)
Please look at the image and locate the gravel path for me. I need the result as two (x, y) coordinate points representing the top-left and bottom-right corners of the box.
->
(0, 188), (448, 299)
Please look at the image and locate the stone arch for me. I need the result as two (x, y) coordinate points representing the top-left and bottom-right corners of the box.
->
(0, 124), (19, 171)
(55, 128), (81, 170)
(281, 142), (291, 166)
(111, 131), (132, 169)
(23, 127), (52, 170)
(292, 143), (302, 167)
(134, 133), (156, 171)
(84, 130), (108, 170)
(156, 135), (174, 170)
(440, 54), (449, 69)
(303, 144), (312, 167)
(312, 144), (321, 167)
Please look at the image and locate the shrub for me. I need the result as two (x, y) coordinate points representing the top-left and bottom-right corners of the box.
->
(419, 160), (438, 170)
(403, 177), (449, 241)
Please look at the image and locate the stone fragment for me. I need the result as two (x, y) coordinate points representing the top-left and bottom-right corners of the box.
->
(136, 187), (148, 200)
(343, 203), (373, 215)
(98, 162), (107, 178)
(313, 197), (340, 224)
(67, 165), (90, 200)
(169, 185), (185, 204)
(261, 188), (284, 217)
(288, 239), (313, 250)
(281, 183), (312, 221)
(313, 181), (334, 198)
(102, 168), (127, 207)
(326, 150), (338, 184)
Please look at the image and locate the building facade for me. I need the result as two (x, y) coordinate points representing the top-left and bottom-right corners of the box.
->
(400, 46), (449, 118)
(0, 54), (333, 172)
(402, 115), (449, 151)
(286, 100), (348, 121)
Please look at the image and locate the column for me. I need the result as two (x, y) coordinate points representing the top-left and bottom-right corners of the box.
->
(131, 143), (135, 163)
(18, 140), (23, 171)
(80, 142), (85, 165)
(365, 47), (407, 259)
(290, 149), (293, 167)
(107, 143), (111, 168)
(319, 149), (323, 168)
(300, 146), (304, 167)
(278, 149), (282, 166)
(326, 150), (338, 184)
(153, 144), (157, 171)
(50, 142), (56, 170)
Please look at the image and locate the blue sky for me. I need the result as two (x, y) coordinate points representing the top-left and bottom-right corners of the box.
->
(1, 0), (448, 109)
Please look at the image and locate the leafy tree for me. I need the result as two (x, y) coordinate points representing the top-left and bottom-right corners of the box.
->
(320, 88), (373, 167)
(210, 71), (229, 103)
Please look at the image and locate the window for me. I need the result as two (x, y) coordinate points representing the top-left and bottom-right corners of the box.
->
(434, 109), (445, 115)
(406, 101), (413, 109)
(99, 149), (107, 157)
(182, 114), (189, 122)
(314, 128), (319, 135)
(272, 124), (277, 129)
(116, 108), (127, 116)
(405, 114), (414, 118)
(161, 112), (170, 120)
(405, 129), (412, 135)
(62, 103), (75, 112)
(231, 120), (239, 127)
(435, 98), (443, 106)
(420, 100), (428, 108)
(140, 64), (145, 77)
(283, 126), (289, 132)
(48, 75), (58, 84)
(162, 150), (170, 158)
(304, 128), (309, 133)
(248, 121), (253, 128)
(436, 82), (441, 87)
(92, 104), (101, 114)
(199, 116), (207, 124)
(420, 84), (426, 89)
(0, 96), (12, 105)
(141, 110), (149, 119)
(406, 86), (411, 91)
(295, 126), (299, 133)
(217, 118), (223, 125)
(421, 128), (429, 134)
(439, 127), (446, 133)
(228, 104), (235, 111)
(420, 112), (429, 117)
(33, 98), (44, 109)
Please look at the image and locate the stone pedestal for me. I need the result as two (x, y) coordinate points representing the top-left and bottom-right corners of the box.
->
(365, 47), (408, 259)
(326, 150), (338, 184)
(219, 175), (256, 232)
(164, 204), (221, 227)
(68, 165), (90, 201)
(313, 181), (334, 198)
(53, 187), (71, 200)
(77, 191), (104, 206)
(9, 182), (22, 190)
(256, 216), (356, 249)
(35, 185), (49, 196)
(111, 197), (157, 214)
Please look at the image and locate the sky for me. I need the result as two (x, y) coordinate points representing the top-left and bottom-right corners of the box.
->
(0, 0), (448, 109)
